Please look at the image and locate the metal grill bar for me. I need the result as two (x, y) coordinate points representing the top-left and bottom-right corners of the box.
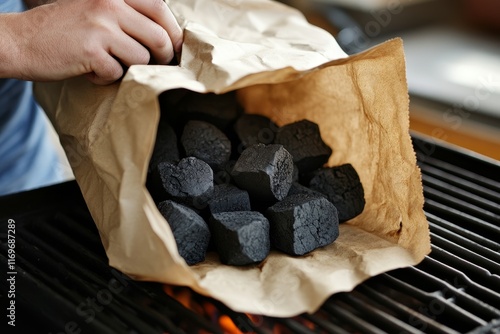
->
(419, 162), (500, 203)
(426, 213), (499, 251)
(392, 266), (499, 321)
(322, 301), (388, 333)
(424, 186), (499, 223)
(369, 272), (487, 331)
(424, 199), (499, 237)
(355, 284), (460, 334)
(422, 174), (500, 215)
(428, 245), (500, 294)
(416, 256), (500, 310)
(16, 229), (183, 333)
(429, 231), (500, 275)
(414, 151), (500, 193)
(335, 292), (424, 333)
(271, 318), (316, 334)
(301, 312), (352, 334)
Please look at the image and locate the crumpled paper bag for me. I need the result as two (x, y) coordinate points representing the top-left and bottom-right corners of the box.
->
(34, 0), (430, 317)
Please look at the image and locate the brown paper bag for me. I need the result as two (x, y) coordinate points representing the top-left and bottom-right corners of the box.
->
(34, 0), (429, 317)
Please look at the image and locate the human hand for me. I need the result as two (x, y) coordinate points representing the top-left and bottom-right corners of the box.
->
(6, 0), (183, 85)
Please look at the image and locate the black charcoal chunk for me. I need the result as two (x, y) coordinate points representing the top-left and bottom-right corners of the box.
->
(210, 211), (270, 265)
(287, 182), (325, 198)
(158, 200), (211, 265)
(231, 144), (294, 203)
(157, 89), (191, 135)
(181, 120), (232, 170)
(208, 184), (251, 214)
(157, 157), (214, 209)
(234, 114), (278, 152)
(266, 194), (339, 256)
(307, 164), (365, 222)
(175, 91), (241, 130)
(213, 160), (236, 185)
(158, 89), (190, 111)
(274, 120), (332, 173)
(292, 164), (299, 183)
(148, 118), (180, 174)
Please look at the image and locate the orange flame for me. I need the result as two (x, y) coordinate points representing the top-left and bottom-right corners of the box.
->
(219, 315), (243, 334)
(164, 285), (245, 333)
(163, 285), (319, 333)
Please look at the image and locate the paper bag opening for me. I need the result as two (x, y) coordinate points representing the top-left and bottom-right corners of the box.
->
(34, 0), (429, 317)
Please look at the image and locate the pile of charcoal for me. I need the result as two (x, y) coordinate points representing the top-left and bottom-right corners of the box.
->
(146, 90), (365, 266)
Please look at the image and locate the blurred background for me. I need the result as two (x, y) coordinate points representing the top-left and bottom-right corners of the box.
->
(280, 0), (500, 160)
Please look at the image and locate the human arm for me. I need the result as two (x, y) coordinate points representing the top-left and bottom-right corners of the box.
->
(0, 0), (183, 85)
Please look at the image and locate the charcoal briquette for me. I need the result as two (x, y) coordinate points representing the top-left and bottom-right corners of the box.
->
(158, 200), (211, 265)
(181, 120), (231, 170)
(208, 184), (251, 214)
(148, 118), (180, 174)
(292, 164), (299, 183)
(274, 120), (332, 173)
(286, 182), (325, 198)
(231, 144), (294, 202)
(158, 89), (190, 111)
(175, 91), (241, 130)
(156, 157), (214, 208)
(307, 163), (365, 222)
(209, 211), (270, 265)
(234, 114), (278, 152)
(266, 194), (339, 256)
(213, 160), (236, 185)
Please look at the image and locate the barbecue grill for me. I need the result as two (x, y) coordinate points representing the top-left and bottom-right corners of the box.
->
(1, 132), (499, 334)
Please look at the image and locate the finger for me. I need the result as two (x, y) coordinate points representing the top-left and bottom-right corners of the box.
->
(87, 33), (150, 85)
(87, 52), (124, 85)
(85, 72), (118, 86)
(118, 7), (175, 65)
(125, 0), (183, 53)
(108, 33), (151, 67)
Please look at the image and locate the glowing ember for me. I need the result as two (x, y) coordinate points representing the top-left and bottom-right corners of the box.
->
(273, 323), (287, 334)
(163, 285), (321, 333)
(163, 285), (245, 333)
(245, 313), (264, 326)
(301, 318), (316, 330)
(219, 315), (243, 334)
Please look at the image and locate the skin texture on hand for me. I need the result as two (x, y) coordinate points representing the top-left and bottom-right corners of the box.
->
(1, 0), (183, 85)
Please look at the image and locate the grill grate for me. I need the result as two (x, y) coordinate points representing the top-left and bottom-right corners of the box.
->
(1, 133), (499, 333)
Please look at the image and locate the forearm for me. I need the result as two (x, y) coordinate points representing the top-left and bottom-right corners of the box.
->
(0, 13), (24, 79)
(0, 1), (52, 78)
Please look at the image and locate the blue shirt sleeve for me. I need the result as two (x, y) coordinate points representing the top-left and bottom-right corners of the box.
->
(0, 1), (68, 195)
(0, 79), (67, 196)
